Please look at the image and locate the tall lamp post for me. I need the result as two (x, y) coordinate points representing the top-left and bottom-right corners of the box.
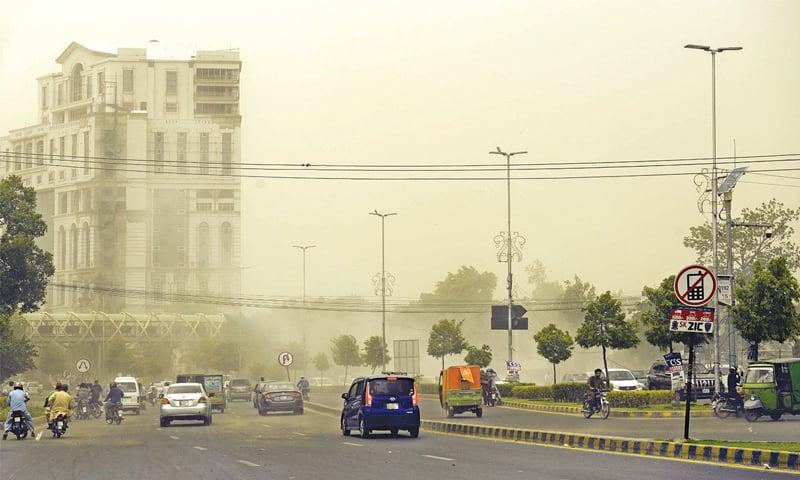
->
(293, 244), (315, 375)
(489, 147), (527, 366)
(685, 44), (742, 393)
(370, 210), (396, 371)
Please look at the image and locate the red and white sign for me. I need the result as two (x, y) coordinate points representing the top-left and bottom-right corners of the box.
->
(673, 265), (717, 307)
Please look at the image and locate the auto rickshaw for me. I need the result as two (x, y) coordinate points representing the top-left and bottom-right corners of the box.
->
(438, 365), (482, 418)
(742, 358), (800, 422)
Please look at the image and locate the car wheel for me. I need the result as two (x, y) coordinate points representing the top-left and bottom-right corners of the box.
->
(446, 406), (455, 418)
(770, 412), (782, 421)
(390, 428), (399, 436)
(359, 417), (370, 439)
(341, 416), (351, 436)
(409, 427), (420, 438)
(160, 418), (169, 427)
(203, 416), (210, 426)
(295, 408), (304, 415)
(476, 407), (483, 418)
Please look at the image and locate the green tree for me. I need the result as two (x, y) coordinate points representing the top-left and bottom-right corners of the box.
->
(427, 318), (467, 370)
(362, 336), (390, 373)
(463, 344), (492, 368)
(561, 275), (597, 330)
(533, 324), (574, 384)
(135, 344), (173, 380)
(0, 314), (37, 382)
(105, 337), (136, 377)
(638, 275), (712, 353)
(249, 361), (267, 380)
(420, 266), (497, 303)
(36, 343), (69, 378)
(575, 291), (639, 386)
(331, 335), (361, 385)
(734, 257), (800, 361)
(684, 199), (800, 279)
(313, 352), (330, 382)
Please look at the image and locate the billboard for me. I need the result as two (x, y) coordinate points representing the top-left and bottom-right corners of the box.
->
(393, 339), (420, 375)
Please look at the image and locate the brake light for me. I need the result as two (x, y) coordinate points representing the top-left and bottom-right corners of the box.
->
(161, 397), (170, 405)
(198, 397), (208, 404)
(364, 383), (372, 407)
(412, 388), (419, 407)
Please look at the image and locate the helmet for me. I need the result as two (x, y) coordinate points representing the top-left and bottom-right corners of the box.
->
(13, 382), (23, 389)
(55, 382), (63, 389)
(62, 384), (69, 392)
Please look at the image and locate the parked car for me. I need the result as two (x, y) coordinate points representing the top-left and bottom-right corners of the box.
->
(630, 370), (648, 389)
(646, 360), (716, 400)
(646, 361), (671, 390)
(159, 382), (213, 427)
(587, 369), (641, 391)
(228, 378), (252, 401)
(340, 374), (420, 438)
(562, 373), (589, 383)
(257, 381), (304, 415)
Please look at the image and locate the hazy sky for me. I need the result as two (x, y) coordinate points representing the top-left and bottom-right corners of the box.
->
(1, 1), (798, 302)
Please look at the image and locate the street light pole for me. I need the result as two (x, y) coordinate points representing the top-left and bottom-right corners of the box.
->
(370, 210), (396, 371)
(293, 244), (316, 375)
(685, 44), (742, 393)
(490, 147), (527, 365)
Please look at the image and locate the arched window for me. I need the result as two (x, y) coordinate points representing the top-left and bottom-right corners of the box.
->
(70, 224), (78, 269)
(82, 222), (91, 267)
(57, 226), (66, 269)
(220, 222), (232, 267)
(198, 222), (210, 267)
(71, 64), (83, 102)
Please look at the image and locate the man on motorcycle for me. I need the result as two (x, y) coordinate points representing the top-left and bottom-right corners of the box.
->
(297, 377), (310, 399)
(90, 380), (103, 407)
(727, 368), (742, 406)
(587, 369), (605, 410)
(47, 384), (76, 429)
(3, 383), (36, 440)
(104, 382), (124, 420)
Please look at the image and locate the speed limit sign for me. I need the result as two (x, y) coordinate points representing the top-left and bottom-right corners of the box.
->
(278, 352), (294, 367)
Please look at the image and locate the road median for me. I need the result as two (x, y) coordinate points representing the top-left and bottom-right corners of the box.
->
(501, 399), (714, 418)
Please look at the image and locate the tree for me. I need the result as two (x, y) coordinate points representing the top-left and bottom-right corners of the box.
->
(575, 291), (639, 386)
(105, 337), (136, 377)
(684, 199), (800, 279)
(362, 336), (390, 373)
(183, 338), (240, 373)
(638, 275), (712, 353)
(420, 266), (497, 303)
(331, 335), (361, 385)
(313, 352), (330, 382)
(135, 344), (173, 380)
(464, 344), (492, 368)
(427, 319), (467, 370)
(533, 324), (574, 384)
(36, 342), (69, 378)
(0, 175), (55, 317)
(734, 257), (800, 361)
(561, 275), (597, 330)
(0, 314), (37, 382)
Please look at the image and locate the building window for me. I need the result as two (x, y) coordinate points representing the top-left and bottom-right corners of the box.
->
(195, 68), (239, 81)
(59, 137), (65, 160)
(42, 86), (48, 109)
(71, 134), (77, 166)
(69, 224), (78, 269)
(24, 143), (33, 169)
(71, 64), (83, 102)
(70, 190), (80, 213)
(199, 133), (209, 174)
(166, 71), (177, 95)
(165, 102), (177, 113)
(198, 222), (210, 268)
(220, 222), (232, 267)
(82, 222), (91, 268)
(177, 132), (187, 173)
(57, 84), (64, 105)
(59, 170), (65, 181)
(86, 76), (92, 98)
(82, 188), (92, 211)
(13, 146), (22, 170)
(48, 172), (54, 183)
(123, 69), (134, 93)
(36, 141), (44, 166)
(195, 103), (238, 115)
(196, 202), (212, 212)
(57, 227), (66, 269)
(98, 72), (105, 94)
(221, 132), (232, 176)
(59, 192), (68, 214)
(140, 102), (147, 111)
(83, 131), (90, 174)
(3, 149), (9, 172)
(153, 132), (164, 173)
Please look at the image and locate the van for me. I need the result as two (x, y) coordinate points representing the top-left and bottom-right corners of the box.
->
(114, 376), (142, 414)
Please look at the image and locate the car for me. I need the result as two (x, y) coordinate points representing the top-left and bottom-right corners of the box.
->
(114, 376), (143, 414)
(257, 381), (304, 415)
(159, 382), (213, 427)
(630, 370), (648, 389)
(646, 361), (671, 390)
(646, 360), (716, 400)
(228, 378), (252, 401)
(340, 374), (420, 439)
(593, 369), (642, 391)
(562, 373), (589, 383)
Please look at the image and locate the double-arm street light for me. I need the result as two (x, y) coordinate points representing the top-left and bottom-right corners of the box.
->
(370, 210), (397, 371)
(293, 244), (316, 375)
(685, 44), (742, 393)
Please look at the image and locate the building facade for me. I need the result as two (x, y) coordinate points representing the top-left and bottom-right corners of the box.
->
(0, 41), (242, 313)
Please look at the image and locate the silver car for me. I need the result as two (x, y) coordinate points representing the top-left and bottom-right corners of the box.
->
(159, 383), (213, 427)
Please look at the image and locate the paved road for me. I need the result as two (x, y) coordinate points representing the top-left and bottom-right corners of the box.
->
(313, 393), (800, 442)
(0, 401), (792, 480)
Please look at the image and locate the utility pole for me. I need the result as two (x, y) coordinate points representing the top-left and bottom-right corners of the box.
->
(293, 244), (315, 375)
(685, 44), (741, 394)
(490, 147), (527, 365)
(370, 210), (396, 371)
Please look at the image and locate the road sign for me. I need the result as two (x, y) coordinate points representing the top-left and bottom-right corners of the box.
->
(669, 306), (715, 334)
(490, 305), (529, 330)
(393, 340), (420, 375)
(505, 360), (521, 373)
(75, 358), (91, 373)
(674, 265), (717, 306)
(717, 275), (733, 306)
(663, 352), (683, 372)
(278, 352), (294, 367)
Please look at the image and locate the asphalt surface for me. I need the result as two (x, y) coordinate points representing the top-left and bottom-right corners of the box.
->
(0, 400), (794, 480)
(314, 392), (800, 442)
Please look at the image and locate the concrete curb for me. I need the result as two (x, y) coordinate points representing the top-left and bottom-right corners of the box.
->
(422, 421), (799, 472)
(501, 400), (714, 418)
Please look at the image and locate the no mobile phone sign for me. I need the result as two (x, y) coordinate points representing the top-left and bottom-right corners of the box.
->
(674, 265), (717, 307)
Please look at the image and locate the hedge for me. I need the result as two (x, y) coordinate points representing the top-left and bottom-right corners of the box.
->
(498, 382), (535, 398)
(551, 382), (586, 403)
(607, 390), (674, 408)
(511, 385), (552, 400)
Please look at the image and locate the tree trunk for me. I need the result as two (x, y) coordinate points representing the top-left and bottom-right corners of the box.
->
(552, 363), (557, 385)
(441, 355), (445, 372)
(602, 343), (610, 390)
(344, 365), (349, 386)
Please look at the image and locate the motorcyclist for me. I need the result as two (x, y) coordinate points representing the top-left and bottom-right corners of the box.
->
(47, 384), (76, 429)
(297, 377), (310, 399)
(587, 369), (605, 410)
(3, 383), (36, 440)
(727, 368), (742, 407)
(90, 380), (103, 407)
(104, 382), (125, 420)
(77, 383), (91, 410)
(44, 382), (62, 409)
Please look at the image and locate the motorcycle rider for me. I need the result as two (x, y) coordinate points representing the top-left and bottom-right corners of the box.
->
(297, 377), (310, 399)
(47, 384), (76, 431)
(727, 367), (742, 407)
(90, 380), (103, 407)
(587, 368), (605, 411)
(2, 383), (36, 440)
(76, 383), (91, 414)
(104, 382), (125, 420)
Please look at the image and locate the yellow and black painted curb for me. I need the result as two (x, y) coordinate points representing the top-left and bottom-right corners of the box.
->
(422, 420), (799, 472)
(502, 400), (714, 418)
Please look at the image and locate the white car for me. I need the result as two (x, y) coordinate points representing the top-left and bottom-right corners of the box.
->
(114, 376), (142, 414)
(159, 382), (213, 427)
(606, 369), (643, 391)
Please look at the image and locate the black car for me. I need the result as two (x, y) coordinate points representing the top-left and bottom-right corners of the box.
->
(257, 382), (304, 415)
(228, 378), (251, 402)
(647, 360), (716, 400)
(646, 361), (671, 390)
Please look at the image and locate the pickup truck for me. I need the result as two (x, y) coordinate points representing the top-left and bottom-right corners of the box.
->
(646, 361), (716, 400)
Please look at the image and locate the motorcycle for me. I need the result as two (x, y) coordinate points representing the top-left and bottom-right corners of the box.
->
(9, 411), (29, 440)
(712, 391), (743, 418)
(105, 403), (124, 425)
(76, 400), (90, 420)
(301, 389), (310, 402)
(89, 401), (103, 419)
(50, 414), (68, 438)
(582, 390), (610, 419)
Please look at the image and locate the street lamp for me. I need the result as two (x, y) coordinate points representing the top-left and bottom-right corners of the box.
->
(293, 244), (316, 375)
(685, 43), (742, 393)
(369, 210), (396, 371)
(489, 147), (527, 365)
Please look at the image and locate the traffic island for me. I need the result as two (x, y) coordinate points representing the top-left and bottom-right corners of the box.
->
(501, 399), (714, 418)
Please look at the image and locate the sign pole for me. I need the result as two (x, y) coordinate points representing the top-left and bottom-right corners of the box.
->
(286, 366), (291, 382)
(683, 334), (694, 440)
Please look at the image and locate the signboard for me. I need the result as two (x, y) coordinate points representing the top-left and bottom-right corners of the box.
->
(278, 352), (294, 367)
(491, 305), (529, 330)
(674, 265), (717, 307)
(669, 306), (715, 334)
(663, 352), (684, 391)
(671, 371), (685, 391)
(393, 339), (420, 375)
(76, 358), (91, 373)
(717, 275), (733, 306)
(505, 360), (522, 373)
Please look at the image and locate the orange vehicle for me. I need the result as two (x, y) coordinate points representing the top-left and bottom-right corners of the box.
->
(438, 365), (483, 418)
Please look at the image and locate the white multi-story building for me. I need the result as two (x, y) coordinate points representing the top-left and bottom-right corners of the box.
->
(0, 41), (242, 313)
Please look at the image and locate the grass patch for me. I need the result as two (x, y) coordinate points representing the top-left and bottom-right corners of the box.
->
(506, 398), (711, 413)
(686, 439), (800, 453)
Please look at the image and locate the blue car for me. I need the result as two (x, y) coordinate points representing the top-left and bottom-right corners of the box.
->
(340, 374), (420, 438)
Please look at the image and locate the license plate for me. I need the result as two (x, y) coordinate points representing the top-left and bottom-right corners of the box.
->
(280, 396), (290, 401)
(182, 400), (192, 406)
(386, 403), (399, 410)
(82, 407), (87, 412)
(57, 422), (63, 428)
(13, 418), (20, 423)
(702, 389), (710, 394)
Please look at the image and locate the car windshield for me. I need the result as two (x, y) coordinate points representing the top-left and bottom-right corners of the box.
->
(267, 383), (295, 392)
(608, 371), (635, 381)
(745, 368), (774, 384)
(168, 385), (202, 394)
(368, 378), (414, 395)
(117, 382), (137, 393)
(231, 379), (249, 387)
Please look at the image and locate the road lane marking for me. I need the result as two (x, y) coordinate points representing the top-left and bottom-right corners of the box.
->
(262, 424), (271, 427)
(194, 446), (207, 451)
(292, 432), (306, 436)
(35, 431), (43, 441)
(169, 435), (180, 440)
(237, 460), (260, 467)
(343, 442), (363, 447)
(422, 454), (455, 462)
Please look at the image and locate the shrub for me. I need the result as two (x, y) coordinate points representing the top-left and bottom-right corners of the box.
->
(608, 390), (674, 408)
(511, 385), (552, 400)
(551, 382), (586, 403)
(416, 383), (438, 395)
(499, 382), (535, 398)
